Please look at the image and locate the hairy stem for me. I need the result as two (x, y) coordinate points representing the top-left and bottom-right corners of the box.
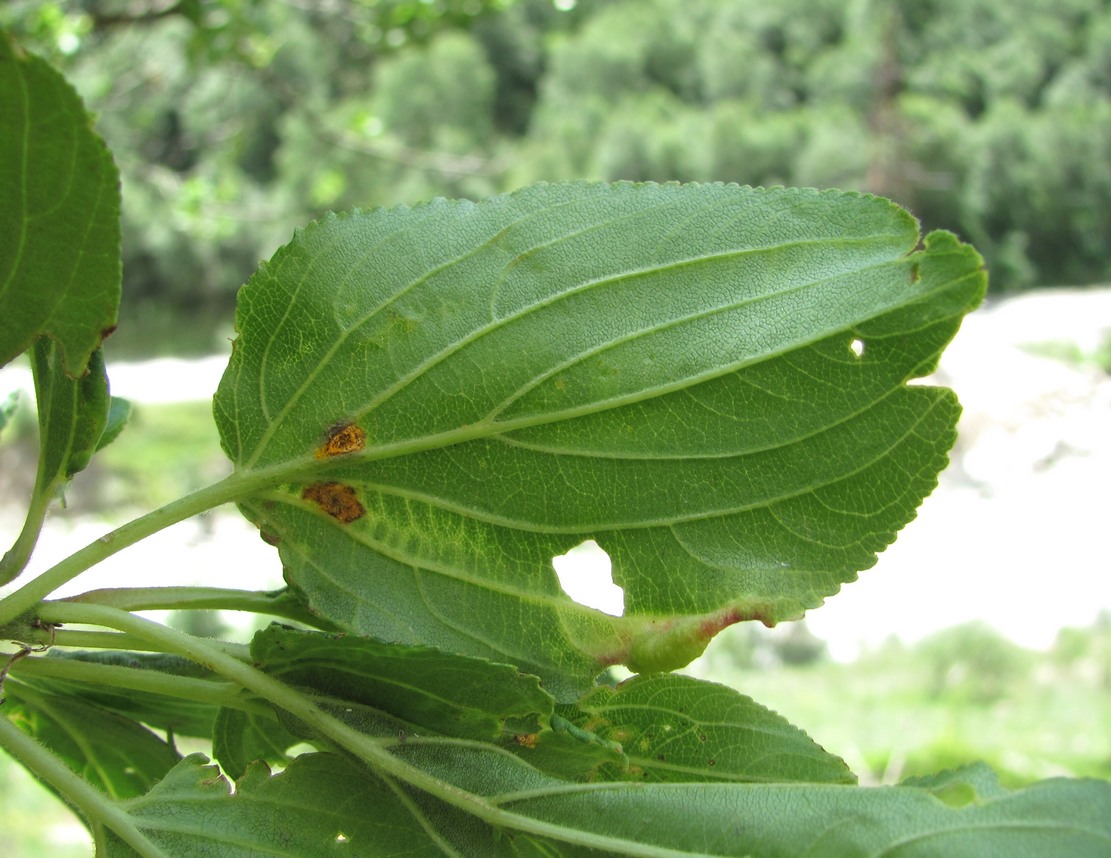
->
(0, 713), (165, 857)
(64, 585), (336, 629)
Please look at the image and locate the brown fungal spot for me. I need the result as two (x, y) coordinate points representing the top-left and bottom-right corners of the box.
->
(302, 482), (366, 523)
(260, 529), (282, 547)
(315, 422), (367, 459)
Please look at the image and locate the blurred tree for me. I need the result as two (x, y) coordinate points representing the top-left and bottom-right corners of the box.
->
(2, 0), (1108, 350)
(915, 622), (1032, 705)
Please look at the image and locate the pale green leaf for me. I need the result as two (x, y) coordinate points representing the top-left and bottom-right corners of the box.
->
(214, 183), (985, 695)
(0, 388), (19, 438)
(562, 672), (854, 784)
(0, 31), (121, 375)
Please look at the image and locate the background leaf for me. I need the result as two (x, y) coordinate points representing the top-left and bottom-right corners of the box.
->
(214, 182), (985, 694)
(0, 30), (120, 375)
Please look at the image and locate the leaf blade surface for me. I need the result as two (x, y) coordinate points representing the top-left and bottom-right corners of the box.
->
(214, 184), (985, 691)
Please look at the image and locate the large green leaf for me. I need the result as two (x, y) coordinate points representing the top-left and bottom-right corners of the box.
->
(214, 183), (984, 695)
(102, 750), (1111, 857)
(0, 30), (121, 375)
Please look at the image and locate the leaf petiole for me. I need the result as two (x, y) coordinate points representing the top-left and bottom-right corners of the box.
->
(62, 585), (336, 629)
(0, 467), (288, 627)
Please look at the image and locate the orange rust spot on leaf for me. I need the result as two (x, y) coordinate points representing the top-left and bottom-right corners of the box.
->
(315, 422), (367, 459)
(514, 734), (539, 749)
(302, 482), (366, 523)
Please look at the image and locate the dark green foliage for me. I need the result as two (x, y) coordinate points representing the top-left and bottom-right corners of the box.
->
(3, 0), (1109, 312)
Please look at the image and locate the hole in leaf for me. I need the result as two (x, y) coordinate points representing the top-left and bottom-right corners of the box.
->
(849, 338), (865, 358)
(552, 540), (624, 616)
(335, 832), (349, 844)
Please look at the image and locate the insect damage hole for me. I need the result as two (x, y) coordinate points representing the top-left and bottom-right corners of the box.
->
(849, 338), (865, 358)
(552, 540), (624, 616)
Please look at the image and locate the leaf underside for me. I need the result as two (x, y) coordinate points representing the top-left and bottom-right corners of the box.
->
(104, 752), (1111, 857)
(214, 182), (985, 695)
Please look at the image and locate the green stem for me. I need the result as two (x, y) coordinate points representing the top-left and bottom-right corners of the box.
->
(0, 486), (55, 587)
(51, 629), (182, 652)
(0, 713), (165, 857)
(8, 653), (269, 715)
(33, 602), (691, 856)
(0, 469), (278, 628)
(64, 585), (336, 629)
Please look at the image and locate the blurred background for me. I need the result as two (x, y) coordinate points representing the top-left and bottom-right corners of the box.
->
(1, 0), (1109, 851)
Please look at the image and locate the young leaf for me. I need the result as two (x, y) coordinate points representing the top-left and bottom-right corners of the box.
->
(1, 341), (111, 584)
(95, 396), (133, 453)
(214, 183), (985, 693)
(561, 672), (854, 784)
(0, 31), (121, 375)
(31, 339), (112, 482)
